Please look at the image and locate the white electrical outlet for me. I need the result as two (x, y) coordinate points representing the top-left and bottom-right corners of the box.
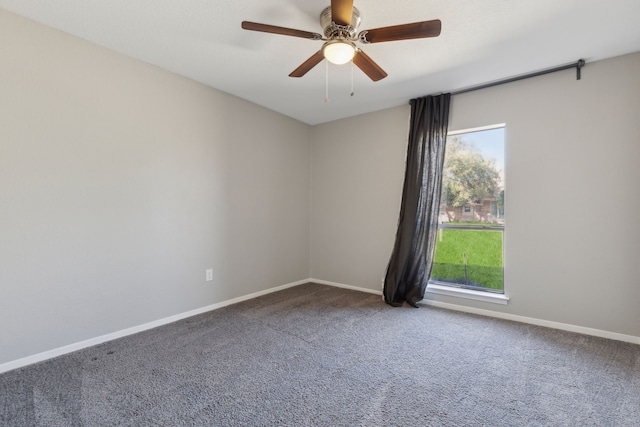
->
(206, 269), (213, 282)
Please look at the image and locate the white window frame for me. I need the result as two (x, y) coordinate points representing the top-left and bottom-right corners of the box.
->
(426, 123), (509, 305)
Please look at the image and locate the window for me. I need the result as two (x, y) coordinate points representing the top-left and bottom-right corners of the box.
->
(430, 125), (505, 293)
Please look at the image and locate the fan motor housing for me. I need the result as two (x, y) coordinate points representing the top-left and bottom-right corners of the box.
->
(320, 6), (361, 39)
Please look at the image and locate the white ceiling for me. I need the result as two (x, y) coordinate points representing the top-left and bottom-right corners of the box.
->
(2, 0), (640, 125)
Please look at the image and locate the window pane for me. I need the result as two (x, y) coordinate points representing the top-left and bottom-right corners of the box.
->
(431, 126), (505, 293)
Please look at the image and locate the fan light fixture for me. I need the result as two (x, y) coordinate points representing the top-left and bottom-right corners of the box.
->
(323, 41), (356, 65)
(241, 0), (443, 82)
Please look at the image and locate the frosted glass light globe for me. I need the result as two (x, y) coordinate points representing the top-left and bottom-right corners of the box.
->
(323, 41), (356, 65)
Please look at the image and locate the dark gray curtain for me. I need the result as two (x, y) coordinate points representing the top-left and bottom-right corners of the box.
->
(383, 94), (451, 307)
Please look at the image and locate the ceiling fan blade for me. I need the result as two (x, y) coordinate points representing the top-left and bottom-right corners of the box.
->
(352, 50), (387, 82)
(241, 21), (322, 40)
(331, 0), (354, 26)
(360, 19), (441, 43)
(289, 51), (325, 78)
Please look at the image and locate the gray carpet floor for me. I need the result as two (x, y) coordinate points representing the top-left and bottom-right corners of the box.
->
(1, 282), (639, 426)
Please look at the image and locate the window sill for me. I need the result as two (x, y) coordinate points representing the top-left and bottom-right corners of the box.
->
(426, 283), (509, 305)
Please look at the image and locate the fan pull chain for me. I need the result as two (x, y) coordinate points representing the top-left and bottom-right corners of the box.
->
(325, 60), (330, 103)
(350, 61), (355, 96)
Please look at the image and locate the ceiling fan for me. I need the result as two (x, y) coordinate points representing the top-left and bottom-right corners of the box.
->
(241, 0), (441, 82)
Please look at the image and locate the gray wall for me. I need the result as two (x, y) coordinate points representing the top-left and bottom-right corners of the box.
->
(0, 11), (311, 365)
(310, 107), (407, 288)
(311, 52), (640, 338)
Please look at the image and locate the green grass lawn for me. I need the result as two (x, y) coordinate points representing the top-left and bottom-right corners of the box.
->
(431, 229), (504, 291)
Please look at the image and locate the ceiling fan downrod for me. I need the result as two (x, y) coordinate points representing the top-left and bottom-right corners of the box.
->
(320, 6), (361, 40)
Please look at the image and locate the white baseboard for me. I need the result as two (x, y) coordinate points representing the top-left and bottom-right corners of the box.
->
(0, 279), (308, 374)
(312, 279), (639, 345)
(419, 299), (640, 345)
(3, 278), (637, 374)
(309, 278), (383, 296)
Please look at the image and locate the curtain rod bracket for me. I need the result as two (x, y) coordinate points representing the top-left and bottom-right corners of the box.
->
(577, 59), (585, 80)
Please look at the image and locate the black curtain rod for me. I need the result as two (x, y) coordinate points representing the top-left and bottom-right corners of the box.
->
(447, 59), (586, 96)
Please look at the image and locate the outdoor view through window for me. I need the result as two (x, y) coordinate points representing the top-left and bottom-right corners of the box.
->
(431, 125), (505, 293)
